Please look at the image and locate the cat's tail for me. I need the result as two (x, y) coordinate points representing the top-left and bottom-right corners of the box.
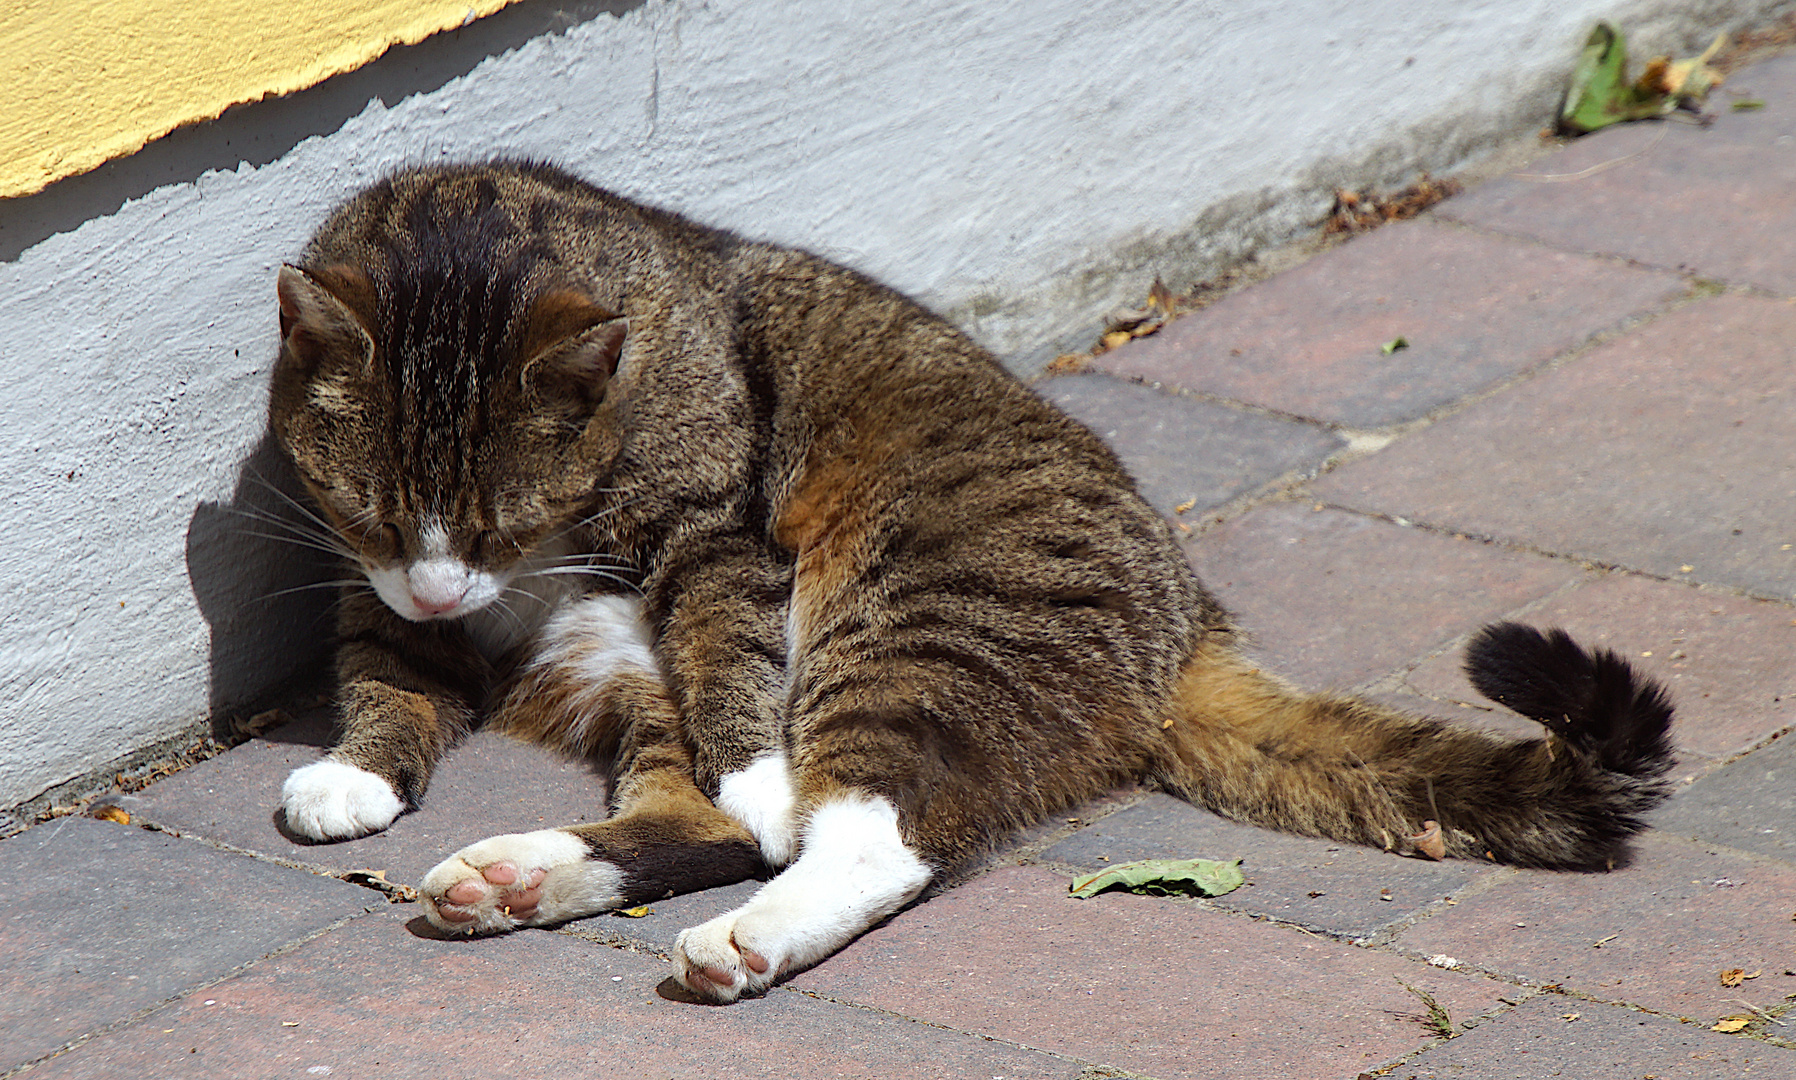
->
(1154, 622), (1675, 870)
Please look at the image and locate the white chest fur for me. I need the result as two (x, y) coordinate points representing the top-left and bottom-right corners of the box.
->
(455, 535), (602, 661)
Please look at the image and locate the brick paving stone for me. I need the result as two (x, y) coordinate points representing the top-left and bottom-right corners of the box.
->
(1039, 372), (1343, 518)
(0, 817), (371, 1073)
(1656, 730), (1796, 864)
(1439, 52), (1796, 297)
(793, 866), (1515, 1080)
(1186, 503), (1588, 689)
(1400, 573), (1796, 763)
(1039, 793), (1494, 939)
(28, 907), (1081, 1080)
(1093, 219), (1687, 427)
(1395, 994), (1796, 1080)
(133, 717), (616, 888)
(1312, 293), (1796, 600)
(1396, 832), (1796, 1021)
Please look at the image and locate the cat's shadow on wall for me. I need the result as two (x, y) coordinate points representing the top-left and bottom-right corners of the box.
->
(186, 431), (339, 747)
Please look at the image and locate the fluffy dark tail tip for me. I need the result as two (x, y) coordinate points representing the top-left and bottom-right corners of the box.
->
(1464, 621), (1675, 779)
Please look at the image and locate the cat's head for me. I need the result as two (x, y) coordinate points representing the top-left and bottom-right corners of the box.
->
(269, 262), (627, 622)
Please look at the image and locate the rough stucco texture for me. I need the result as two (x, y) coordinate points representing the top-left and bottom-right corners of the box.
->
(0, 0), (525, 199)
(0, 0), (1785, 808)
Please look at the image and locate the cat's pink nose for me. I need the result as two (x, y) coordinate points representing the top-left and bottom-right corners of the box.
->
(412, 591), (464, 617)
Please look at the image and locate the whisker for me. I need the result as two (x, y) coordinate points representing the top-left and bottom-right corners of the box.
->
(224, 497), (359, 560)
(243, 470), (387, 559)
(535, 553), (638, 570)
(525, 566), (636, 578)
(572, 496), (642, 529)
(244, 471), (342, 534)
(483, 593), (532, 638)
(534, 495), (645, 549)
(225, 503), (340, 539)
(258, 579), (372, 602)
(235, 528), (357, 560)
(519, 566), (644, 594)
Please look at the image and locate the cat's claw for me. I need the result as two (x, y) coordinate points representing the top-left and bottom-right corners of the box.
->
(280, 759), (404, 841)
(419, 829), (625, 935)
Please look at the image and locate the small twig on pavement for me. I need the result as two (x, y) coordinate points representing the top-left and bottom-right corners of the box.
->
(1729, 999), (1788, 1026)
(1512, 125), (1668, 183)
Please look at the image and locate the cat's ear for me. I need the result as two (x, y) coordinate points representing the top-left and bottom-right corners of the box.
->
(276, 264), (375, 371)
(519, 291), (627, 406)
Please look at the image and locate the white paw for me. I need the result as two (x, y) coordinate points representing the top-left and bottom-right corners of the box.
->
(281, 759), (404, 841)
(672, 795), (932, 1004)
(715, 752), (798, 867)
(419, 829), (625, 935)
(674, 909), (784, 1003)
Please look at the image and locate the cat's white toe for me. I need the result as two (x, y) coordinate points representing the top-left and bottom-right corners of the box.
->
(419, 829), (625, 934)
(280, 758), (403, 841)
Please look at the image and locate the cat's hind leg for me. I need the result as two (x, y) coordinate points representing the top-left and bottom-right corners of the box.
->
(672, 791), (933, 1003)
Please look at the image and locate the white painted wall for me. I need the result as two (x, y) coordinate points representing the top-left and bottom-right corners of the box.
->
(0, 0), (1784, 811)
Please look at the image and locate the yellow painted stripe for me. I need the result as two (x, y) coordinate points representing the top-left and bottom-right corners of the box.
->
(0, 0), (524, 200)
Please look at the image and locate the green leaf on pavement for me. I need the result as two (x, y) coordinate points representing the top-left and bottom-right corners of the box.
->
(1559, 23), (1727, 135)
(1069, 857), (1245, 899)
(1561, 24), (1662, 134)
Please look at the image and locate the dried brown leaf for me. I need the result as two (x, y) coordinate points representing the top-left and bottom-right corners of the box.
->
(1409, 820), (1446, 860)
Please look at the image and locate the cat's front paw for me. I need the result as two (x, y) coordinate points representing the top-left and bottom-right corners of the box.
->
(419, 829), (625, 935)
(673, 911), (788, 1003)
(280, 759), (404, 841)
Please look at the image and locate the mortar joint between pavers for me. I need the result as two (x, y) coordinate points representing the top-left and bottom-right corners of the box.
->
(1348, 982), (1544, 1080)
(1291, 277), (1717, 484)
(1304, 503), (1768, 596)
(1699, 723), (1796, 774)
(1054, 367), (1344, 441)
(1348, 570), (1627, 700)
(131, 817), (418, 902)
(549, 923), (676, 961)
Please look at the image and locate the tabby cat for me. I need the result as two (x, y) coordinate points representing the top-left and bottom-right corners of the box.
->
(270, 160), (1674, 1004)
